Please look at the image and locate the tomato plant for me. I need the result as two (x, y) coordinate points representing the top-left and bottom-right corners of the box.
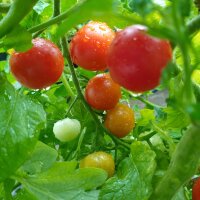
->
(10, 38), (64, 89)
(107, 25), (172, 93)
(80, 151), (115, 177)
(104, 103), (135, 138)
(53, 118), (81, 142)
(69, 21), (115, 71)
(1, 0), (200, 199)
(85, 73), (121, 110)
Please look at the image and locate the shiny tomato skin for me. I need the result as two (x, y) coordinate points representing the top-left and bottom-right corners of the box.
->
(10, 38), (64, 89)
(85, 73), (121, 110)
(70, 21), (115, 71)
(80, 151), (115, 177)
(105, 103), (135, 138)
(193, 177), (200, 200)
(107, 25), (172, 93)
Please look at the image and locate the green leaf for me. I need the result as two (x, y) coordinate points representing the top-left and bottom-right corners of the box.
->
(99, 141), (156, 200)
(126, 0), (155, 16)
(18, 162), (107, 200)
(137, 108), (155, 127)
(172, 187), (187, 200)
(0, 183), (4, 199)
(186, 103), (200, 122)
(14, 189), (37, 200)
(158, 107), (190, 130)
(0, 26), (32, 52)
(0, 74), (46, 181)
(20, 141), (58, 175)
(61, 0), (77, 12)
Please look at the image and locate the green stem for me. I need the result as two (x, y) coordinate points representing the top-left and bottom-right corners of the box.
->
(28, 0), (87, 33)
(0, 0), (39, 39)
(150, 125), (200, 200)
(65, 95), (79, 117)
(124, 89), (163, 109)
(60, 37), (130, 150)
(180, 43), (195, 105)
(135, 96), (163, 109)
(32, 29), (45, 38)
(53, 0), (75, 99)
(53, 0), (60, 17)
(32, 0), (60, 38)
(152, 123), (175, 156)
(0, 3), (10, 13)
(72, 127), (86, 159)
(138, 131), (156, 141)
(61, 73), (75, 98)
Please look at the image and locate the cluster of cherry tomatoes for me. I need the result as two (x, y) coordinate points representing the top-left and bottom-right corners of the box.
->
(9, 20), (172, 178)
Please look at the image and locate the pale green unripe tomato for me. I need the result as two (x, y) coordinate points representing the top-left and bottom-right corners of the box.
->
(53, 118), (81, 142)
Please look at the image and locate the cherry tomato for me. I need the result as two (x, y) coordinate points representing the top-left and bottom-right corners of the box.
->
(53, 118), (81, 142)
(85, 73), (121, 110)
(79, 151), (115, 177)
(193, 177), (200, 200)
(104, 103), (135, 138)
(70, 21), (115, 71)
(10, 38), (64, 89)
(107, 25), (172, 93)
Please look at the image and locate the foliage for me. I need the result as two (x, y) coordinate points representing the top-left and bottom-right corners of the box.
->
(0, 0), (200, 199)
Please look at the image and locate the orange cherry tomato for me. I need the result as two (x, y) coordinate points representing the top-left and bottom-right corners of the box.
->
(104, 103), (135, 138)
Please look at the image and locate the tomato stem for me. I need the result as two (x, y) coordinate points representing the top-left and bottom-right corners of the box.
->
(150, 125), (200, 200)
(61, 73), (75, 99)
(53, 0), (75, 100)
(60, 36), (130, 150)
(135, 96), (163, 109)
(0, 0), (39, 39)
(151, 122), (175, 157)
(65, 96), (79, 117)
(28, 0), (87, 34)
(53, 0), (60, 17)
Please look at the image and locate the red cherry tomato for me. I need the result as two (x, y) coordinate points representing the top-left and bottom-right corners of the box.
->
(107, 25), (172, 93)
(70, 21), (115, 71)
(85, 73), (121, 110)
(10, 38), (64, 89)
(104, 103), (135, 138)
(193, 177), (200, 200)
